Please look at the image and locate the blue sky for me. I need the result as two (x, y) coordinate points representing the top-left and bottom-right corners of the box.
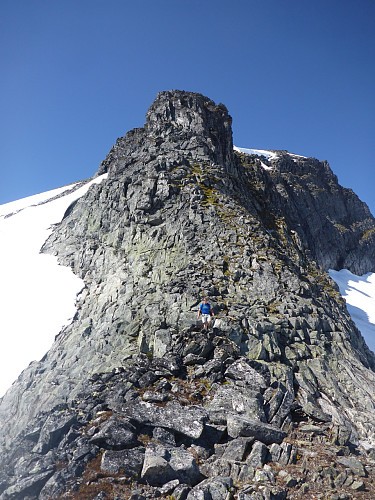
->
(1, 0), (374, 214)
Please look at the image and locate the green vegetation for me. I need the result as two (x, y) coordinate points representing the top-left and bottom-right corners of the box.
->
(361, 227), (375, 242)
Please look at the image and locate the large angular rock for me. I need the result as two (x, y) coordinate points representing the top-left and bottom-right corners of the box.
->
(225, 359), (267, 390)
(1, 469), (55, 500)
(90, 414), (138, 449)
(153, 329), (172, 357)
(186, 476), (234, 499)
(226, 414), (286, 445)
(100, 447), (145, 475)
(33, 412), (77, 454)
(246, 441), (268, 468)
(141, 443), (202, 486)
(221, 437), (254, 462)
(337, 456), (367, 477)
(207, 384), (266, 424)
(121, 400), (208, 439)
(199, 457), (233, 479)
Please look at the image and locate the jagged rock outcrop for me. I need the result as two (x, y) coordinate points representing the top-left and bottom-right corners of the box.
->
(237, 150), (375, 275)
(1, 90), (375, 499)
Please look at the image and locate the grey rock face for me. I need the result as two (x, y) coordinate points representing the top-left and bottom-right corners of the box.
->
(1, 89), (375, 499)
(98, 90), (235, 177)
(237, 150), (375, 275)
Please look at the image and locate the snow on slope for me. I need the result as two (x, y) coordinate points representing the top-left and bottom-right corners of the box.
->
(234, 146), (307, 168)
(329, 269), (375, 354)
(0, 184), (80, 217)
(234, 146), (278, 161)
(0, 175), (107, 397)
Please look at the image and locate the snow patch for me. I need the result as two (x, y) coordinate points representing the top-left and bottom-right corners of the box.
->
(288, 152), (307, 159)
(261, 161), (273, 171)
(0, 183), (79, 217)
(329, 269), (375, 354)
(234, 146), (307, 165)
(234, 146), (278, 161)
(0, 174), (107, 397)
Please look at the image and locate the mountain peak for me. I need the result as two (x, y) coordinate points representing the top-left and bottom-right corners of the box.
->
(97, 90), (234, 177)
(2, 91), (375, 499)
(146, 90), (231, 136)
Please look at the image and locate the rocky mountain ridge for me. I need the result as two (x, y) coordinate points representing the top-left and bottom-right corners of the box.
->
(1, 90), (375, 499)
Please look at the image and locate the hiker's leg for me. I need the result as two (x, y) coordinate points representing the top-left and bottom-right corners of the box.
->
(206, 315), (211, 330)
(201, 314), (207, 330)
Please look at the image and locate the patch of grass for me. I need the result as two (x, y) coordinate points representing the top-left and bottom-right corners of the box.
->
(333, 222), (348, 233)
(137, 433), (152, 446)
(56, 453), (115, 500)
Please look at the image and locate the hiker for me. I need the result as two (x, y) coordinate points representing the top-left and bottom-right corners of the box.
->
(197, 297), (214, 331)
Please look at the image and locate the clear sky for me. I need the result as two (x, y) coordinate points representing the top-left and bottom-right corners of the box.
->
(1, 0), (374, 214)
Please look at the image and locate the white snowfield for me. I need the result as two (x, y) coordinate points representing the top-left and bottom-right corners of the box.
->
(329, 269), (375, 354)
(0, 175), (107, 397)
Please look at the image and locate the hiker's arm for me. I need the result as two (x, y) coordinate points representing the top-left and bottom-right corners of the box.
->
(197, 305), (201, 318)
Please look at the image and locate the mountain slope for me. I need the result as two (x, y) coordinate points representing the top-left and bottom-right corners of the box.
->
(1, 90), (375, 499)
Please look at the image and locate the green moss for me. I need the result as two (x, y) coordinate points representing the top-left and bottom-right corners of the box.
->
(201, 185), (221, 207)
(361, 227), (375, 242)
(333, 222), (348, 233)
(265, 302), (281, 314)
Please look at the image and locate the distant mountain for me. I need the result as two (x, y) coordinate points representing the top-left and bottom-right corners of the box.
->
(1, 90), (375, 499)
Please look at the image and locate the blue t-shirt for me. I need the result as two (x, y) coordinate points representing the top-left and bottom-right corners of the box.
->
(200, 302), (211, 315)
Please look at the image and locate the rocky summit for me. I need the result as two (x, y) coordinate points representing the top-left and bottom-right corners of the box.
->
(1, 90), (375, 500)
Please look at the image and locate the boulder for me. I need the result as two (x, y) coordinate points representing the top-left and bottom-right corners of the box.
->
(337, 456), (367, 477)
(153, 329), (172, 357)
(100, 447), (145, 475)
(226, 414), (286, 444)
(90, 414), (138, 449)
(33, 412), (77, 454)
(207, 384), (266, 423)
(221, 437), (254, 462)
(141, 443), (202, 486)
(1, 469), (54, 500)
(121, 400), (208, 439)
(225, 359), (267, 390)
(246, 441), (268, 468)
(186, 476), (234, 499)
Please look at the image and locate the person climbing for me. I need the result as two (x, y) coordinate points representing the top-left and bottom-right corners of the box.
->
(197, 297), (214, 331)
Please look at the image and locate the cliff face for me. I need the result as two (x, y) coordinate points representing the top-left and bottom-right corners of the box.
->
(245, 151), (375, 275)
(1, 91), (375, 499)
